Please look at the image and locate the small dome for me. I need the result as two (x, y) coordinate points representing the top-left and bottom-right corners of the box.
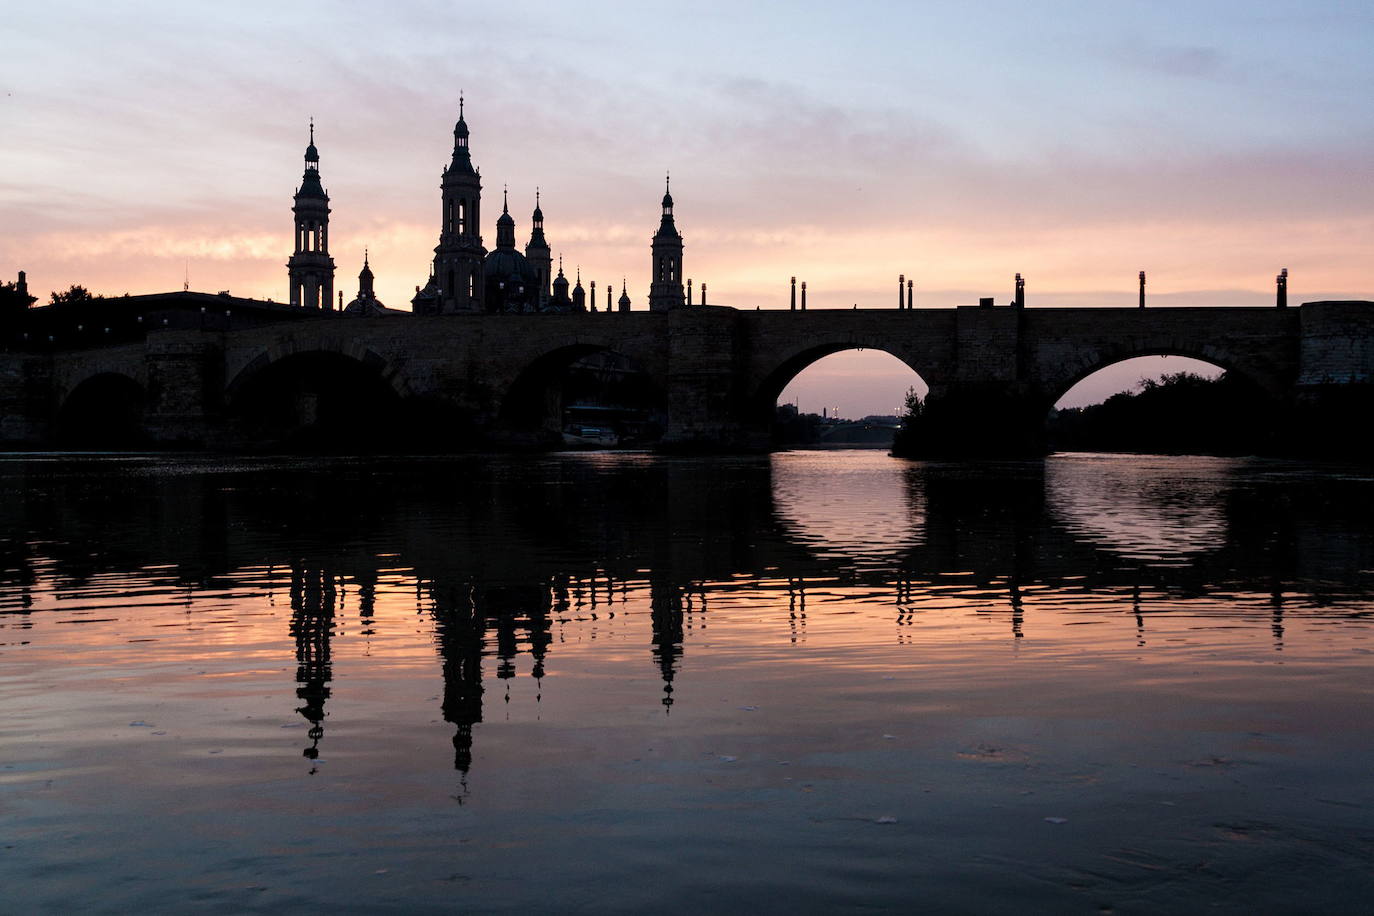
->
(483, 247), (540, 312)
(662, 190), (673, 209)
(344, 295), (394, 316)
(305, 142), (319, 162)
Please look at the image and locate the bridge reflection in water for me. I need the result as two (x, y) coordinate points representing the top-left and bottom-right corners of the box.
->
(4, 450), (1374, 911)
(4, 451), (1372, 775)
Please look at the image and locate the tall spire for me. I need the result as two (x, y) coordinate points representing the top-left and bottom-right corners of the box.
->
(572, 265), (586, 311)
(449, 93), (474, 175)
(525, 187), (551, 308)
(300, 120), (323, 192)
(552, 254), (570, 303)
(289, 120), (334, 309)
(427, 93), (485, 314)
(495, 184), (516, 249)
(358, 249), (375, 299)
(649, 171), (684, 311)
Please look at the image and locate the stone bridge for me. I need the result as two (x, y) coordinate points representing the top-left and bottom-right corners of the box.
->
(3, 298), (1372, 453)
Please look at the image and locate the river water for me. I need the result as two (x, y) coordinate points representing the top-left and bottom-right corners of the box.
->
(2, 451), (1372, 913)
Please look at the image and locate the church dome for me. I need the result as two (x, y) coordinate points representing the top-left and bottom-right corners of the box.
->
(482, 247), (540, 312)
(344, 295), (393, 315)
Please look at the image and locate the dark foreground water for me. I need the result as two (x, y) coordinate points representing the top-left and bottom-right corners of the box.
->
(2, 451), (1373, 914)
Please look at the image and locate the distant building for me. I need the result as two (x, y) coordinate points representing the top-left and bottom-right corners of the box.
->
(1, 271), (37, 314)
(343, 252), (404, 317)
(286, 122), (335, 310)
(291, 100), (688, 316)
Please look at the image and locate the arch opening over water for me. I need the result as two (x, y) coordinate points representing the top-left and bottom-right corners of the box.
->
(769, 347), (928, 449)
(1047, 355), (1277, 456)
(227, 351), (405, 449)
(500, 345), (666, 448)
(56, 373), (146, 448)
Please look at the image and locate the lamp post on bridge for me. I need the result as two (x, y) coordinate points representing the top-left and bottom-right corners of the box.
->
(1014, 273), (1025, 309)
(1277, 268), (1288, 308)
(1139, 271), (1146, 308)
(898, 274), (904, 309)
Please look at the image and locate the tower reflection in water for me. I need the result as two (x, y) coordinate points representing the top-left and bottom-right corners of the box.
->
(258, 452), (1374, 784)
(289, 563), (335, 771)
(4, 452), (1370, 796)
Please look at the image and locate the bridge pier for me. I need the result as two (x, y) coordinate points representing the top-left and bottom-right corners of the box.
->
(896, 383), (1048, 459)
(660, 309), (761, 450)
(144, 331), (222, 446)
(0, 354), (50, 444)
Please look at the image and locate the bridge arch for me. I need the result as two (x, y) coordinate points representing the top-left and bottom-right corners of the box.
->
(499, 343), (668, 446)
(225, 347), (409, 448)
(55, 372), (147, 447)
(1045, 351), (1282, 455)
(753, 342), (931, 424)
(225, 340), (414, 404)
(1041, 341), (1288, 410)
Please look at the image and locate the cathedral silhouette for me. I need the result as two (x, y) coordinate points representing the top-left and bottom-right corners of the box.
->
(287, 98), (687, 317)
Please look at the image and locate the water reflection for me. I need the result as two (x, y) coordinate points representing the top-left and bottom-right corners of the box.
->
(290, 564), (334, 769)
(430, 581), (484, 783)
(4, 452), (1374, 910)
(772, 451), (924, 562)
(1046, 454), (1231, 562)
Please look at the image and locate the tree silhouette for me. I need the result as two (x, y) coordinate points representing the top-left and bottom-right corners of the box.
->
(48, 284), (100, 306)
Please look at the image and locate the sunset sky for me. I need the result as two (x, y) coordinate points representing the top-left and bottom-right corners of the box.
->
(4, 1), (1372, 415)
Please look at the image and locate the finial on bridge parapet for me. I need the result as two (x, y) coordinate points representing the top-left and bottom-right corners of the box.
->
(1277, 268), (1288, 308)
(1139, 270), (1146, 308)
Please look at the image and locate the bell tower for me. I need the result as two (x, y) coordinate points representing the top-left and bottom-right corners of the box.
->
(525, 189), (552, 309)
(649, 173), (684, 312)
(430, 95), (486, 314)
(287, 121), (335, 309)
